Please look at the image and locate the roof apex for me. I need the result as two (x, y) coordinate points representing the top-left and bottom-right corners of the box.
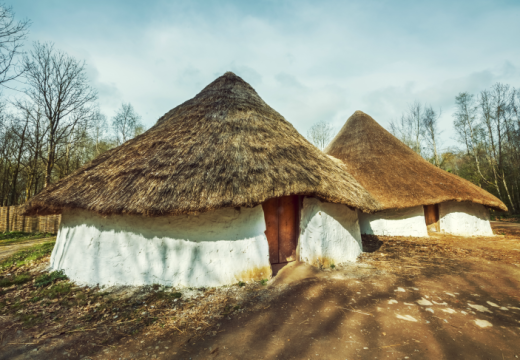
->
(326, 111), (508, 212)
(23, 76), (381, 217)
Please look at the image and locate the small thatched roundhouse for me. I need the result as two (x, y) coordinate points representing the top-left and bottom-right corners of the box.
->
(24, 73), (380, 287)
(325, 111), (507, 237)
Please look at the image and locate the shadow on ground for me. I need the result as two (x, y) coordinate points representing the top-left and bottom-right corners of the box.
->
(1, 232), (520, 360)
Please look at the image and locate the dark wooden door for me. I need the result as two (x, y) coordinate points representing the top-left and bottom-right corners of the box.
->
(424, 204), (440, 232)
(262, 196), (300, 264)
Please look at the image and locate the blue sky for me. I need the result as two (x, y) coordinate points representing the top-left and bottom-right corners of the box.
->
(6, 0), (520, 148)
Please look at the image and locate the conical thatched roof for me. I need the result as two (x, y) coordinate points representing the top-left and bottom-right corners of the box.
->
(23, 73), (381, 217)
(325, 111), (508, 212)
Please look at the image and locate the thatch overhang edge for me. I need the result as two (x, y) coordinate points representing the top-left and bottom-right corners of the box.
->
(22, 73), (382, 217)
(326, 110), (508, 213)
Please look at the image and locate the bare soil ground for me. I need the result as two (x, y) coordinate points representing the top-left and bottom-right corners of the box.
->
(1, 223), (519, 360)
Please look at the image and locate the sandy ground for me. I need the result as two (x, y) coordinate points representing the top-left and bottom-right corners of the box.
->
(1, 223), (519, 360)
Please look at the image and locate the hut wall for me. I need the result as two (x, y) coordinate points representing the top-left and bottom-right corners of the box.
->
(298, 197), (362, 267)
(358, 206), (428, 237)
(439, 201), (493, 236)
(50, 206), (271, 287)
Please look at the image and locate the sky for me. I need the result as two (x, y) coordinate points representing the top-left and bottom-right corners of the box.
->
(5, 0), (520, 149)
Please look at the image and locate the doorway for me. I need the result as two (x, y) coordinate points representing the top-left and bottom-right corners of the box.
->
(424, 204), (440, 233)
(262, 196), (301, 274)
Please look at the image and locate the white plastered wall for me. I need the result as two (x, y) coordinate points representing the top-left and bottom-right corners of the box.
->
(299, 197), (362, 267)
(358, 206), (428, 237)
(439, 201), (493, 236)
(50, 206), (271, 288)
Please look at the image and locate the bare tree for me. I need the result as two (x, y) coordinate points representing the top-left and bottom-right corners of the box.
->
(8, 112), (29, 206)
(91, 109), (110, 156)
(407, 101), (423, 155)
(485, 83), (516, 212)
(453, 92), (492, 188)
(390, 101), (424, 156)
(112, 103), (142, 145)
(389, 114), (415, 149)
(0, 4), (30, 87)
(422, 106), (442, 167)
(307, 120), (334, 150)
(19, 42), (97, 187)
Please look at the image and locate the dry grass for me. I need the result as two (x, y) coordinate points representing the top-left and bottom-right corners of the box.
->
(0, 246), (284, 347)
(359, 233), (520, 277)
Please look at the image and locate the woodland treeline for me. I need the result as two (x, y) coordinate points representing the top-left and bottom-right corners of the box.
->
(0, 6), (144, 211)
(390, 83), (520, 214)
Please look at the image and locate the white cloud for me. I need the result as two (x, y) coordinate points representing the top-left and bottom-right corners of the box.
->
(4, 0), (520, 144)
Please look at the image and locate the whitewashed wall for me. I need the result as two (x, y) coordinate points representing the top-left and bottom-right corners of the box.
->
(299, 197), (362, 267)
(439, 201), (493, 236)
(50, 206), (271, 288)
(358, 206), (428, 237)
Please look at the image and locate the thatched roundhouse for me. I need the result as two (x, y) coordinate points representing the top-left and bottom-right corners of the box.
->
(23, 73), (380, 287)
(325, 111), (507, 237)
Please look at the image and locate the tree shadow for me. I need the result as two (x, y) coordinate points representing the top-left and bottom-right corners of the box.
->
(2, 234), (520, 359)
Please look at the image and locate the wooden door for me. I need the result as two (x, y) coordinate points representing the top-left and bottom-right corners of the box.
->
(262, 197), (280, 263)
(424, 204), (440, 232)
(262, 196), (300, 264)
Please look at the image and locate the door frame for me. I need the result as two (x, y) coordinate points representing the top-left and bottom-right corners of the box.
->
(262, 195), (302, 266)
(424, 204), (440, 232)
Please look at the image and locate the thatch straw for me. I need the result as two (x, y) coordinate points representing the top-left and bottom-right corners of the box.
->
(325, 111), (508, 212)
(23, 73), (381, 217)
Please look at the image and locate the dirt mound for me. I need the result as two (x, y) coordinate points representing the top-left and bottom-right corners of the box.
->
(269, 261), (320, 286)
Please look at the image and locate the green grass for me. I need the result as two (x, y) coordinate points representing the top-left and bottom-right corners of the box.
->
(0, 241), (55, 269)
(0, 231), (55, 246)
(35, 270), (68, 287)
(38, 282), (73, 299)
(155, 290), (182, 300)
(0, 273), (32, 288)
(21, 313), (44, 327)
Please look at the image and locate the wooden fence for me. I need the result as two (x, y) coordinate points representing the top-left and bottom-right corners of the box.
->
(0, 206), (61, 233)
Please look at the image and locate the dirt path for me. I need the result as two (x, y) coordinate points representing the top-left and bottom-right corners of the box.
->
(0, 238), (56, 262)
(492, 221), (520, 228)
(1, 227), (519, 359)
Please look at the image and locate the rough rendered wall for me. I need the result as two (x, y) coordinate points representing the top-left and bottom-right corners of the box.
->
(299, 197), (362, 267)
(50, 206), (271, 288)
(439, 201), (493, 236)
(358, 206), (428, 237)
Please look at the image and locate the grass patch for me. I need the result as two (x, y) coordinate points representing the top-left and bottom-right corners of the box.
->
(156, 290), (182, 301)
(22, 313), (43, 328)
(0, 231), (55, 245)
(38, 282), (72, 299)
(0, 273), (32, 287)
(35, 270), (67, 287)
(0, 241), (55, 269)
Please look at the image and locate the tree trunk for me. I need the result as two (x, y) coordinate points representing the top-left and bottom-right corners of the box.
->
(10, 120), (29, 206)
(502, 171), (516, 213)
(44, 140), (56, 188)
